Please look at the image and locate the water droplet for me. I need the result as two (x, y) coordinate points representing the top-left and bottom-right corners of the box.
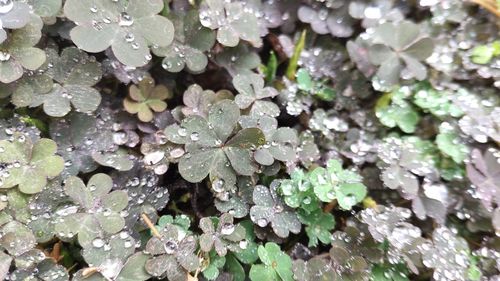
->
(190, 132), (199, 141)
(164, 240), (178, 254)
(257, 218), (268, 227)
(118, 12), (134, 26)
(125, 33), (135, 42)
(212, 179), (225, 192)
(221, 223), (235, 235)
(0, 51), (11, 62)
(92, 238), (105, 248)
(178, 127), (187, 137)
(0, 0), (14, 14)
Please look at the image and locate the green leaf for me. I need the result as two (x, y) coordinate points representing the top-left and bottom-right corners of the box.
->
(436, 123), (469, 164)
(286, 30), (306, 80)
(264, 51), (278, 83)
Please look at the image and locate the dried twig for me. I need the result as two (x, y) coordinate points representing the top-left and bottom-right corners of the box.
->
(141, 213), (161, 238)
(469, 0), (500, 17)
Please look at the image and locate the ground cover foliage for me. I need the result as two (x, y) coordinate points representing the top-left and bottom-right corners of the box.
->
(0, 0), (499, 280)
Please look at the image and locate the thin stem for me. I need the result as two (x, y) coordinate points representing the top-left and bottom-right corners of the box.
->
(82, 267), (99, 278)
(141, 213), (161, 238)
(469, 0), (500, 17)
(323, 200), (337, 213)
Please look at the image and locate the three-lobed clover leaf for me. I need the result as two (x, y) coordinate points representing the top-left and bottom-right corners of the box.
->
(64, 0), (174, 67)
(249, 242), (293, 281)
(233, 73), (279, 117)
(0, 15), (45, 83)
(199, 213), (246, 256)
(0, 0), (31, 43)
(368, 20), (434, 86)
(249, 183), (301, 238)
(54, 173), (129, 248)
(153, 10), (215, 73)
(199, 0), (262, 47)
(145, 224), (200, 281)
(0, 135), (64, 194)
(124, 77), (171, 122)
(279, 169), (319, 213)
(178, 84), (233, 118)
(40, 47), (103, 117)
(309, 159), (367, 210)
(165, 99), (265, 197)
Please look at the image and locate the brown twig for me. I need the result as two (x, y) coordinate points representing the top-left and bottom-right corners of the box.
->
(323, 200), (337, 213)
(81, 267), (99, 278)
(469, 0), (500, 17)
(141, 213), (161, 238)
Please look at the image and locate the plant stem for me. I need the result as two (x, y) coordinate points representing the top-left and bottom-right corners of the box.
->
(141, 213), (161, 238)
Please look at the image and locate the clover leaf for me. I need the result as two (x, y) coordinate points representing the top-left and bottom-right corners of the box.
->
(49, 112), (116, 177)
(240, 115), (299, 165)
(249, 242), (293, 281)
(368, 21), (434, 86)
(466, 148), (500, 210)
(124, 77), (170, 122)
(199, 0), (262, 47)
(412, 82), (463, 118)
(214, 176), (254, 218)
(199, 213), (246, 256)
(179, 84), (234, 118)
(64, 0), (174, 67)
(436, 122), (469, 164)
(215, 43), (261, 76)
(421, 227), (471, 281)
(28, 0), (62, 18)
(279, 169), (319, 212)
(0, 15), (45, 83)
(0, 221), (36, 256)
(298, 209), (335, 247)
(0, 135), (64, 194)
(0, 0), (31, 43)
(376, 87), (420, 133)
(371, 263), (410, 281)
(471, 41), (500, 64)
(249, 183), (301, 238)
(153, 10), (215, 73)
(40, 47), (103, 117)
(202, 251), (226, 280)
(233, 73), (279, 117)
(54, 173), (128, 248)
(298, 4), (354, 38)
(309, 159), (367, 209)
(296, 68), (336, 102)
(165, 99), (265, 197)
(145, 224), (199, 281)
(73, 252), (151, 281)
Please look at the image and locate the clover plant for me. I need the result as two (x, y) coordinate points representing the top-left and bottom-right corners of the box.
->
(0, 1), (498, 280)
